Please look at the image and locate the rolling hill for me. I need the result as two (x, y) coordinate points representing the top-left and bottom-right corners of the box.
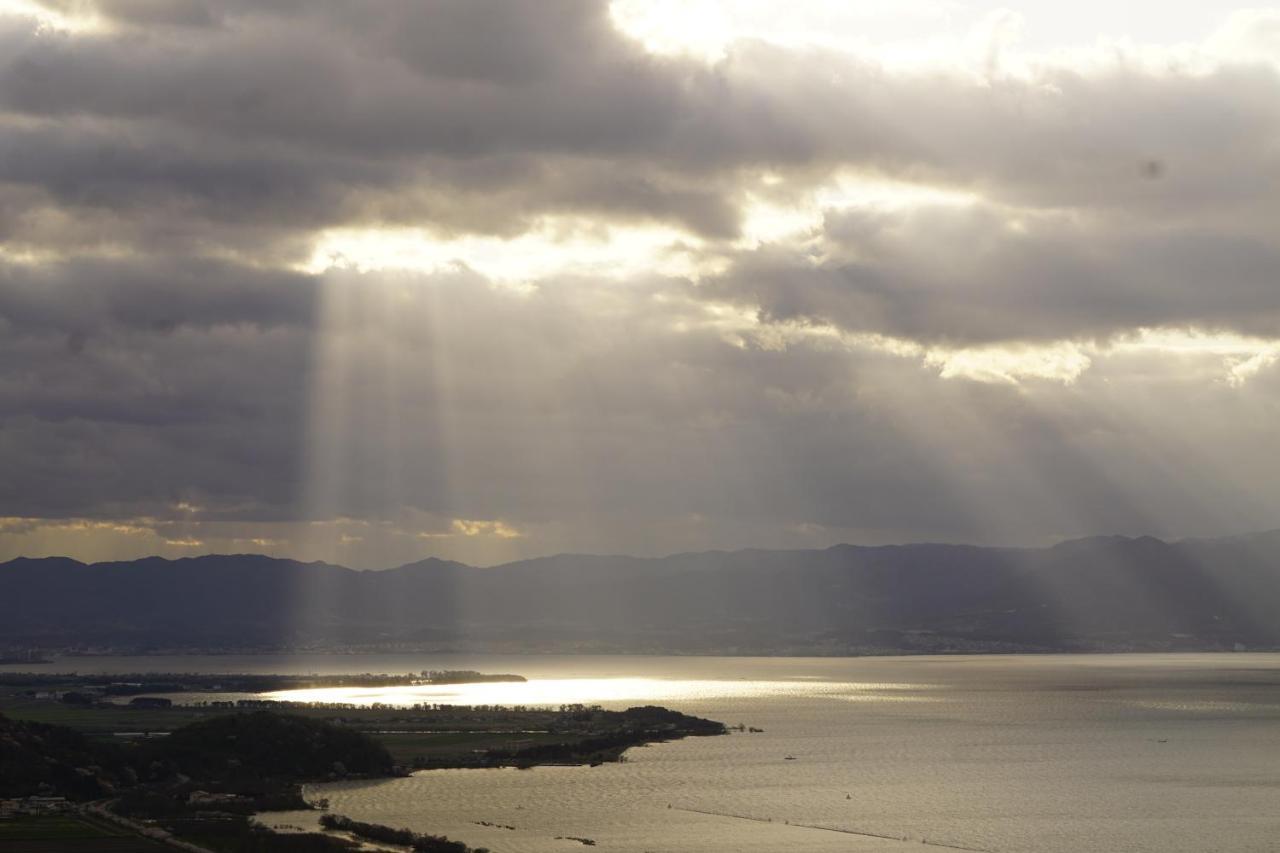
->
(4, 532), (1280, 654)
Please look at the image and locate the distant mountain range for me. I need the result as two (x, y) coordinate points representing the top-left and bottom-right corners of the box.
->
(5, 532), (1280, 655)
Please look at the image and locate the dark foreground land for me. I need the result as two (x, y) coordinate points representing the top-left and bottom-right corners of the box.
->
(0, 672), (726, 852)
(0, 671), (722, 767)
(0, 813), (171, 852)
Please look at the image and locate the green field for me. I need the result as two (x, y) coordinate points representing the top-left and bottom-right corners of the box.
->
(0, 815), (170, 852)
(374, 729), (572, 764)
(0, 692), (566, 734)
(0, 691), (600, 770)
(0, 694), (217, 732)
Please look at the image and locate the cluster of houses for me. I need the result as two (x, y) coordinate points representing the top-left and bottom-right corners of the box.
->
(0, 796), (71, 819)
(187, 790), (247, 808)
(24, 686), (176, 708)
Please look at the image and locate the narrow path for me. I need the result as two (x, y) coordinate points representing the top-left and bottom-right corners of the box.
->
(671, 806), (993, 852)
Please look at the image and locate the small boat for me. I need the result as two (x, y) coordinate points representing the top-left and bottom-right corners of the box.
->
(784, 754), (796, 760)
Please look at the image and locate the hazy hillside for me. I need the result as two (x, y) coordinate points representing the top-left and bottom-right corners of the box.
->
(4, 533), (1280, 654)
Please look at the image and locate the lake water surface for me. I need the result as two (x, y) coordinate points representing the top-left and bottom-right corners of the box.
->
(13, 653), (1280, 852)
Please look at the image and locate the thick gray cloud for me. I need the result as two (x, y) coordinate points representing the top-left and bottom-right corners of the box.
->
(709, 202), (1280, 345)
(1, 1), (753, 243)
(0, 256), (315, 335)
(4, 2), (1276, 263)
(3, 258), (1279, 566)
(1, 1), (1279, 563)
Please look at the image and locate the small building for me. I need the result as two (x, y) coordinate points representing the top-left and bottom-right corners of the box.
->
(188, 791), (243, 807)
(5, 797), (72, 816)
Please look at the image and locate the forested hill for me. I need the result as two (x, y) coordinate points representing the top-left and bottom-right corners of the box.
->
(5, 532), (1280, 654)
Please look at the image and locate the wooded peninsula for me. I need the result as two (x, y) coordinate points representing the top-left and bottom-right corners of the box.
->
(0, 671), (727, 852)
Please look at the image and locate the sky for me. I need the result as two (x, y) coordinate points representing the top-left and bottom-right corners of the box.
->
(1, 0), (1279, 568)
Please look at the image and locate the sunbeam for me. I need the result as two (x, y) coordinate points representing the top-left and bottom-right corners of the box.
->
(4, 3), (1280, 849)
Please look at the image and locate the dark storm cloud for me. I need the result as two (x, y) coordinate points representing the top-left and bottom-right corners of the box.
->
(0, 324), (312, 520)
(708, 203), (1280, 345)
(1, 1), (756, 241)
(1, 1), (1277, 341)
(0, 257), (317, 522)
(2, 1), (1280, 562)
(2, 257), (1280, 563)
(0, 256), (316, 335)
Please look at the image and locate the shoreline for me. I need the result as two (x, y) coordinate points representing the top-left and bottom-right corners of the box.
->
(5, 648), (1279, 672)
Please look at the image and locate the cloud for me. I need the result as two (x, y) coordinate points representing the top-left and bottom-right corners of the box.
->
(2, 256), (1279, 566)
(0, 1), (753, 246)
(706, 200), (1280, 344)
(0, 2), (1275, 343)
(0, 2), (1279, 563)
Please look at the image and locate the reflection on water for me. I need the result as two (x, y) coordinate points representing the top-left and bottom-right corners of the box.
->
(10, 653), (1280, 852)
(266, 677), (937, 707)
(251, 654), (1280, 853)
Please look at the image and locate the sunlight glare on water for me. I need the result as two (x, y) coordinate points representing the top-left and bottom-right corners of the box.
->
(266, 677), (936, 707)
(247, 654), (1280, 853)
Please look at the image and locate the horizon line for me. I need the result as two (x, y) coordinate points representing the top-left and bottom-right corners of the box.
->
(4, 529), (1277, 572)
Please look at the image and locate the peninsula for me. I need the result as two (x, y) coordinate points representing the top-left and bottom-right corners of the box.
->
(0, 671), (727, 851)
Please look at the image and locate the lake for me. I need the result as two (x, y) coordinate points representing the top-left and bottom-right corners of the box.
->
(11, 653), (1280, 852)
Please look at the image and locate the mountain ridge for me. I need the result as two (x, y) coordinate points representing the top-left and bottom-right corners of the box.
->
(4, 532), (1280, 655)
